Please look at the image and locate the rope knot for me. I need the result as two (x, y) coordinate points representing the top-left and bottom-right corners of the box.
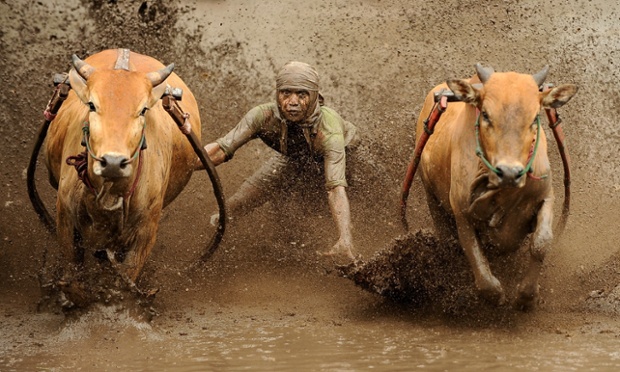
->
(43, 109), (56, 121)
(180, 112), (192, 135)
(66, 152), (96, 194)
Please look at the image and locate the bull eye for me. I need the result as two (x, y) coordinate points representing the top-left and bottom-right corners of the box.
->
(88, 102), (96, 112)
(140, 107), (149, 116)
(481, 111), (492, 127)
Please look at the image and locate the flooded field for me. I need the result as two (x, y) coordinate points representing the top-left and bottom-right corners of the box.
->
(3, 263), (620, 371)
(2, 0), (620, 370)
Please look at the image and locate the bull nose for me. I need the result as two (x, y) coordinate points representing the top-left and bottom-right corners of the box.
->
(495, 164), (524, 186)
(96, 154), (132, 178)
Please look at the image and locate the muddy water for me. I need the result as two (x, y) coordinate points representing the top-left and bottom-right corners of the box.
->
(3, 0), (620, 370)
(4, 307), (620, 371)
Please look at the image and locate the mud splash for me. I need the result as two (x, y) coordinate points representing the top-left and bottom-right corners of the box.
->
(340, 231), (473, 305)
(3, 0), (620, 370)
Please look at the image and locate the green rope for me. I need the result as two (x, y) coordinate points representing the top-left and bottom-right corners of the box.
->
(519, 115), (541, 177)
(81, 118), (146, 162)
(81, 122), (103, 161)
(474, 115), (501, 175)
(474, 114), (543, 178)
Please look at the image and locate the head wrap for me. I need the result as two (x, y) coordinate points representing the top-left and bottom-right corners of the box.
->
(276, 61), (320, 92)
(275, 61), (324, 155)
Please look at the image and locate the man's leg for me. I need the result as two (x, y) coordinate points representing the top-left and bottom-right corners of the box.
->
(212, 153), (292, 224)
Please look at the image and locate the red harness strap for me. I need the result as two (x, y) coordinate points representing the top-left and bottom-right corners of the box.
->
(124, 150), (143, 199)
(66, 152), (97, 195)
(400, 93), (449, 230)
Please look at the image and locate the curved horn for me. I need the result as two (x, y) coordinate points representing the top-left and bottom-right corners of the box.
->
(475, 63), (495, 84)
(532, 65), (550, 87)
(146, 63), (175, 87)
(71, 54), (96, 80)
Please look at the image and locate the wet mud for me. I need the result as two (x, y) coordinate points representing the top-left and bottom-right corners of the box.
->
(2, 0), (620, 370)
(339, 231), (477, 314)
(340, 231), (478, 312)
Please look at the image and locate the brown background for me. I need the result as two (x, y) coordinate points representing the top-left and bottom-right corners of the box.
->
(1, 0), (620, 366)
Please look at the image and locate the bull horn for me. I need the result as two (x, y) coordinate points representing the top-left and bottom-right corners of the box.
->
(475, 63), (494, 84)
(532, 65), (550, 87)
(71, 54), (96, 80)
(146, 63), (175, 87)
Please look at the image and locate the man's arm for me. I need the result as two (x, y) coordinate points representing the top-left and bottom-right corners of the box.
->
(195, 142), (227, 170)
(194, 105), (271, 171)
(325, 185), (356, 260)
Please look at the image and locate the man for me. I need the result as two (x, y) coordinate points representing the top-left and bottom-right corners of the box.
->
(201, 61), (359, 260)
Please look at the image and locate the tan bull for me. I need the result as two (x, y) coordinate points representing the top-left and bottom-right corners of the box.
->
(44, 49), (201, 306)
(415, 64), (577, 309)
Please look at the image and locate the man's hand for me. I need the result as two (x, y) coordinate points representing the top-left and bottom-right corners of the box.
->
(320, 185), (358, 261)
(195, 142), (226, 171)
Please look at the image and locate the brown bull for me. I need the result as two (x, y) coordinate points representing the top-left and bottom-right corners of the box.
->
(44, 49), (201, 306)
(415, 64), (577, 309)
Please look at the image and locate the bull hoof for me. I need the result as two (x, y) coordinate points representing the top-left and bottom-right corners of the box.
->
(479, 287), (507, 306)
(476, 276), (506, 306)
(57, 280), (92, 309)
(515, 283), (539, 311)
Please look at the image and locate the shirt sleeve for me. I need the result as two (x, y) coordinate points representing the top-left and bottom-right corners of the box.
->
(216, 105), (270, 161)
(323, 132), (348, 189)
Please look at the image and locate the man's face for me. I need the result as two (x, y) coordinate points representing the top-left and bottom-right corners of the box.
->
(277, 89), (315, 123)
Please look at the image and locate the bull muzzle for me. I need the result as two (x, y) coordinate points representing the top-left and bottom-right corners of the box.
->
(490, 163), (526, 188)
(93, 153), (133, 178)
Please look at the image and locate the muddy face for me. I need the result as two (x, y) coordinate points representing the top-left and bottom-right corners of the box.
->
(277, 89), (316, 123)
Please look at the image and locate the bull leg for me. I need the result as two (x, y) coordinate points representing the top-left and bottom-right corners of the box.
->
(44, 205), (74, 290)
(55, 205), (90, 308)
(56, 203), (78, 263)
(456, 215), (506, 305)
(425, 190), (458, 240)
(516, 197), (554, 310)
(120, 211), (162, 283)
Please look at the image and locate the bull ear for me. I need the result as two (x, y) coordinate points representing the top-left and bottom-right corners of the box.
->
(447, 79), (481, 106)
(541, 84), (578, 109)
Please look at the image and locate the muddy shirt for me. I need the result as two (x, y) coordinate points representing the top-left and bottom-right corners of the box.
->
(216, 103), (358, 189)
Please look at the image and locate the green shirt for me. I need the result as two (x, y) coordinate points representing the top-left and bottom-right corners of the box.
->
(217, 103), (358, 189)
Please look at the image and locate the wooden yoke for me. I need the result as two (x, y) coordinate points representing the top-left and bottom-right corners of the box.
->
(161, 88), (227, 261)
(27, 73), (71, 235)
(542, 83), (571, 235)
